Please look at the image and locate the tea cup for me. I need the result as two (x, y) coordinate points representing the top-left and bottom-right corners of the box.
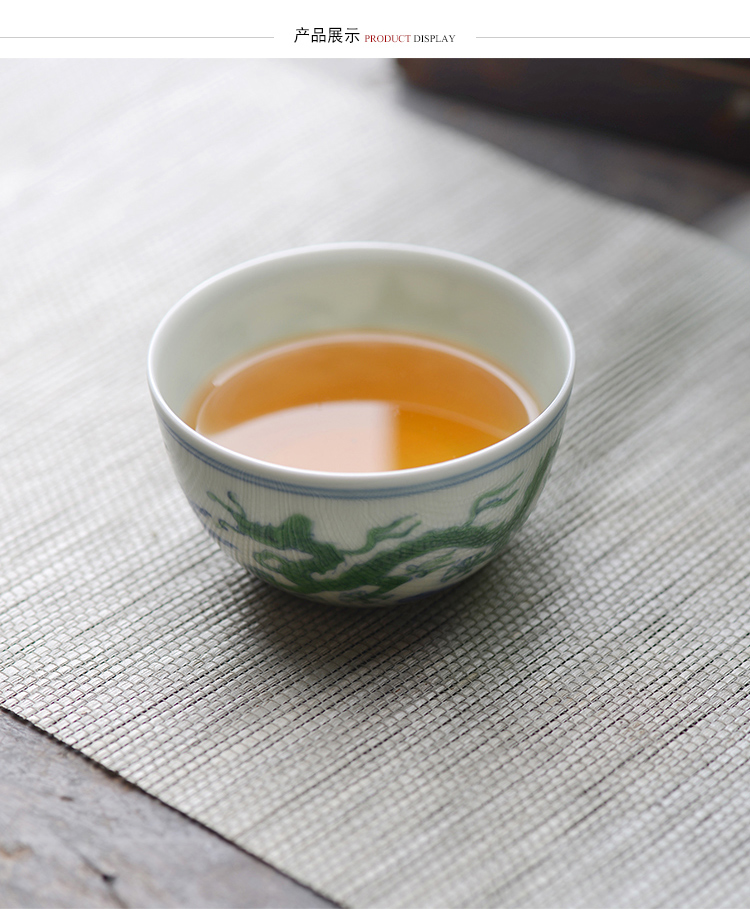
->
(147, 243), (575, 605)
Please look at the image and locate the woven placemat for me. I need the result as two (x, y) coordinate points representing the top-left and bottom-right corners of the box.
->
(2, 59), (750, 908)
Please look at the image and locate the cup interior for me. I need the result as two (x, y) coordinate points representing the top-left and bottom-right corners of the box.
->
(150, 244), (574, 435)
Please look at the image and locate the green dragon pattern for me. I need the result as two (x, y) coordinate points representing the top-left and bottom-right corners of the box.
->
(200, 441), (558, 603)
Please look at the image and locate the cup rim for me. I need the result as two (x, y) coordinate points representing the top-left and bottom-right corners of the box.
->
(148, 242), (575, 491)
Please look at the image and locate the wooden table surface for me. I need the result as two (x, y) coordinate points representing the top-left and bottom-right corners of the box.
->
(3, 59), (750, 909)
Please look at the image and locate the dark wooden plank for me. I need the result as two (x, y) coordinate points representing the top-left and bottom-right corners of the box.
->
(396, 59), (750, 169)
(0, 708), (337, 909)
(389, 64), (750, 225)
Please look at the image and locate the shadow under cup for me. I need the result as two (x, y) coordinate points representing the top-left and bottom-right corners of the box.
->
(148, 243), (575, 606)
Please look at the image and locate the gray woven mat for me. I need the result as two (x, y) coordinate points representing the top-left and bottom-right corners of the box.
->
(2, 59), (750, 908)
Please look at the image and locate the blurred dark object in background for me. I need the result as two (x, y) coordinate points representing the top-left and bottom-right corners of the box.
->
(397, 59), (750, 170)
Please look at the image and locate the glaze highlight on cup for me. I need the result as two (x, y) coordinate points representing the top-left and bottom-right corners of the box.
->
(148, 243), (575, 605)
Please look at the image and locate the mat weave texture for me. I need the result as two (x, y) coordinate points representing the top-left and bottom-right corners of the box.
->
(2, 60), (750, 908)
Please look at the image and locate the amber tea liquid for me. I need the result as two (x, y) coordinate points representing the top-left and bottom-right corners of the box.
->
(185, 331), (538, 472)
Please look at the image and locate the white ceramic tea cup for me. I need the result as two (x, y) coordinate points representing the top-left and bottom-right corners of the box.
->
(148, 243), (575, 605)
